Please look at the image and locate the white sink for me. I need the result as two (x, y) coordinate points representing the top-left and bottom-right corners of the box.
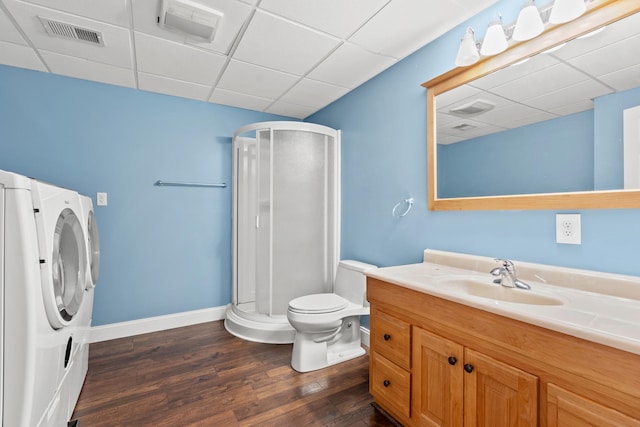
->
(437, 277), (564, 306)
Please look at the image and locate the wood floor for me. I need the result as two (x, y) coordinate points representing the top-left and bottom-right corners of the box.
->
(72, 320), (397, 427)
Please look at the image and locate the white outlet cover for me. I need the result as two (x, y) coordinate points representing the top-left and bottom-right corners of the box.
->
(556, 213), (581, 244)
(97, 192), (108, 206)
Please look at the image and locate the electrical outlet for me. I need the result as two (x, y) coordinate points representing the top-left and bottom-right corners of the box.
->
(556, 213), (581, 244)
(96, 192), (108, 206)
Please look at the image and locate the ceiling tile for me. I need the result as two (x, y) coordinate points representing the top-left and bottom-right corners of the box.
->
(548, 100), (594, 117)
(473, 104), (552, 129)
(600, 64), (640, 92)
(526, 79), (613, 112)
(138, 72), (212, 101)
(349, 0), (497, 58)
(5, 1), (133, 68)
(16, 0), (130, 26)
(216, 59), (298, 100)
(490, 63), (589, 103)
(567, 34), (640, 80)
(258, 0), (388, 39)
(469, 53), (558, 91)
(0, 7), (27, 44)
(40, 49), (135, 87)
(232, 10), (340, 75)
(131, 0), (253, 56)
(0, 40), (46, 71)
(436, 84), (482, 110)
(209, 88), (273, 111)
(505, 111), (557, 129)
(265, 99), (317, 119)
(134, 32), (225, 85)
(307, 42), (396, 89)
(280, 78), (349, 108)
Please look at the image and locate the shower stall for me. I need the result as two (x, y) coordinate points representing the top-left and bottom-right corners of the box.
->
(224, 122), (340, 344)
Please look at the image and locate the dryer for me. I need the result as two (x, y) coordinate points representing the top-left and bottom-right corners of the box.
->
(30, 179), (92, 426)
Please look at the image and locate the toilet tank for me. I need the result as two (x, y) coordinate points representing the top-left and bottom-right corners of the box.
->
(334, 260), (377, 306)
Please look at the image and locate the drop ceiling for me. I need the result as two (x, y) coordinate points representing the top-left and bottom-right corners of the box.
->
(0, 0), (497, 119)
(437, 10), (640, 145)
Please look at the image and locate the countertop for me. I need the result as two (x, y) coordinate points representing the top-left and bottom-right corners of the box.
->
(366, 251), (640, 356)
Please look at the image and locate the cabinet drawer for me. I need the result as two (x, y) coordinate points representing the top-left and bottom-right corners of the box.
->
(371, 309), (411, 369)
(371, 351), (411, 419)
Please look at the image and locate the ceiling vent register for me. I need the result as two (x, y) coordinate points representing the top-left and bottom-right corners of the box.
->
(449, 99), (495, 118)
(39, 17), (104, 46)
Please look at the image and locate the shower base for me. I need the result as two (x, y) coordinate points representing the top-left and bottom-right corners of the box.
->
(224, 304), (295, 344)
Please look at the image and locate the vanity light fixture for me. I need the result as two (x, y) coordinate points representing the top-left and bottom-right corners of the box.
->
(513, 0), (544, 41)
(549, 0), (587, 24)
(480, 17), (508, 56)
(454, 0), (591, 68)
(455, 27), (480, 67)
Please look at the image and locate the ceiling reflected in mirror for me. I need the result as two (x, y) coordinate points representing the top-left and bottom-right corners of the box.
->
(438, 10), (640, 146)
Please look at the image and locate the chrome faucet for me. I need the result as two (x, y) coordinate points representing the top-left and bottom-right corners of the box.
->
(490, 259), (531, 290)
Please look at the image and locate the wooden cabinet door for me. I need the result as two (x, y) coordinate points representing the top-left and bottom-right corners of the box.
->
(412, 327), (464, 426)
(463, 349), (538, 427)
(547, 383), (640, 427)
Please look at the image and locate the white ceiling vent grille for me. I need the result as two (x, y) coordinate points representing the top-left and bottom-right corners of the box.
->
(449, 99), (495, 118)
(39, 17), (104, 46)
(158, 0), (223, 42)
(452, 123), (476, 131)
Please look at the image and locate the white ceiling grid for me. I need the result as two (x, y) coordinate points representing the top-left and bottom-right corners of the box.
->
(437, 11), (640, 145)
(0, 0), (497, 119)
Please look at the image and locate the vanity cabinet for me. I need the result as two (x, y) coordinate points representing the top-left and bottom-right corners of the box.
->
(412, 327), (537, 426)
(367, 277), (640, 426)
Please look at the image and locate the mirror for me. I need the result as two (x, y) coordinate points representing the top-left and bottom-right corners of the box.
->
(424, 1), (640, 210)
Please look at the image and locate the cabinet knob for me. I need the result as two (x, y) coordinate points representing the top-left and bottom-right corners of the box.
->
(448, 356), (457, 366)
(383, 334), (391, 341)
(383, 380), (390, 387)
(464, 364), (474, 373)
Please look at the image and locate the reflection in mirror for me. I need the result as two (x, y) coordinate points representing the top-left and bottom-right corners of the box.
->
(436, 10), (640, 199)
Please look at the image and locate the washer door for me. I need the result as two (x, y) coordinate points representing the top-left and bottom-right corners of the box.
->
(86, 210), (100, 289)
(44, 208), (87, 328)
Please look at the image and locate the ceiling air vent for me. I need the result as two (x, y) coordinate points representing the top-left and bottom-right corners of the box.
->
(39, 17), (104, 46)
(158, 0), (223, 42)
(453, 123), (476, 131)
(449, 99), (495, 118)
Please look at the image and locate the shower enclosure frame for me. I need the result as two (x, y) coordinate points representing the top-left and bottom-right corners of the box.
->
(225, 121), (341, 344)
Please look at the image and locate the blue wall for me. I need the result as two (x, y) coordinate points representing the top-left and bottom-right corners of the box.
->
(2, 0), (640, 330)
(0, 65), (288, 326)
(438, 110), (594, 198)
(308, 0), (640, 283)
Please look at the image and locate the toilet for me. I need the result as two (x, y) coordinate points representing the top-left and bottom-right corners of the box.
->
(287, 260), (377, 372)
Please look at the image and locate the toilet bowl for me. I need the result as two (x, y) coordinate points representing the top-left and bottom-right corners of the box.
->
(287, 260), (377, 372)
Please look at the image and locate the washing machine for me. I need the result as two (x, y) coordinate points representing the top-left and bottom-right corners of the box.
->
(30, 178), (95, 427)
(2, 170), (86, 426)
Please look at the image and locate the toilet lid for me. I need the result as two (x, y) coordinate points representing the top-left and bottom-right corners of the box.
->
(288, 293), (349, 314)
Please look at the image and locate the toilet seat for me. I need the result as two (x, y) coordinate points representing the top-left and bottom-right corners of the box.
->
(288, 293), (349, 314)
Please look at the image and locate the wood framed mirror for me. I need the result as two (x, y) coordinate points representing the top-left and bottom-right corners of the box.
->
(423, 0), (640, 210)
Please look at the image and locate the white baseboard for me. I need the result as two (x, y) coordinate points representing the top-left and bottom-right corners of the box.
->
(89, 305), (228, 343)
(361, 326), (370, 348)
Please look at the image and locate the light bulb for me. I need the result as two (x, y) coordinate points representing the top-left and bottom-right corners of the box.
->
(455, 28), (480, 67)
(549, 0), (586, 24)
(480, 19), (508, 56)
(513, 1), (544, 41)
